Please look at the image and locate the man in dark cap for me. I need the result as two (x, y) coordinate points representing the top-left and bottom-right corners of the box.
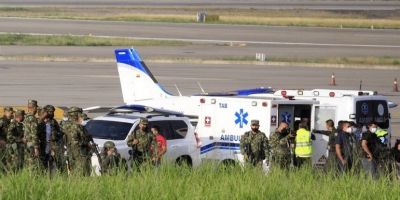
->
(39, 105), (62, 174)
(0, 107), (14, 173)
(127, 118), (154, 169)
(23, 100), (41, 170)
(240, 120), (270, 167)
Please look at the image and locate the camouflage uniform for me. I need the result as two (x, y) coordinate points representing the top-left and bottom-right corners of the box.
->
(240, 120), (270, 167)
(23, 100), (41, 170)
(38, 105), (63, 174)
(270, 129), (292, 170)
(6, 110), (25, 172)
(63, 107), (91, 176)
(127, 118), (154, 168)
(0, 107), (13, 173)
(101, 141), (121, 175)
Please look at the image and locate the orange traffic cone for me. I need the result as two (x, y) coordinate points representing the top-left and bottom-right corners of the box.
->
(330, 73), (336, 86)
(394, 78), (399, 92)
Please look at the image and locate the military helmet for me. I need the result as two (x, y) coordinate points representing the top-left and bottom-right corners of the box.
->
(28, 100), (38, 107)
(104, 141), (115, 148)
(43, 105), (55, 113)
(139, 118), (149, 125)
(4, 106), (13, 112)
(14, 109), (25, 116)
(251, 120), (260, 126)
(68, 106), (83, 114)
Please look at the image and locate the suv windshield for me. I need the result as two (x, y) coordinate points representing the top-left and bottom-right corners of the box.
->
(85, 120), (133, 140)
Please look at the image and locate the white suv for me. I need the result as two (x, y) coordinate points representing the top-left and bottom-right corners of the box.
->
(85, 105), (201, 174)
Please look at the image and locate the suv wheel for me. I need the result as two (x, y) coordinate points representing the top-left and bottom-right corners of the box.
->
(176, 156), (192, 167)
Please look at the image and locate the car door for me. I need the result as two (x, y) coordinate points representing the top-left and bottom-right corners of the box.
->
(149, 120), (189, 162)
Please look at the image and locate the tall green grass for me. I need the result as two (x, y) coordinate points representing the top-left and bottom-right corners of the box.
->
(0, 164), (399, 200)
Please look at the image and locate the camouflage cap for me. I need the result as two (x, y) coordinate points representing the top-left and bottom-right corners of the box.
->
(104, 141), (115, 148)
(28, 100), (38, 107)
(67, 106), (83, 114)
(139, 118), (149, 125)
(251, 120), (260, 126)
(43, 105), (55, 113)
(4, 106), (13, 112)
(14, 109), (25, 116)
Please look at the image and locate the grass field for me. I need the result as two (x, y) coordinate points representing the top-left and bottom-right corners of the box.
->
(0, 34), (189, 46)
(0, 164), (399, 200)
(1, 7), (400, 29)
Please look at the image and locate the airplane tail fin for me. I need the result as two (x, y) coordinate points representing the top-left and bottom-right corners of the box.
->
(115, 48), (172, 103)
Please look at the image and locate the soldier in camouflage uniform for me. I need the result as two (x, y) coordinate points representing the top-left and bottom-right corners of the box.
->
(270, 121), (293, 170)
(61, 107), (75, 174)
(39, 105), (63, 175)
(240, 120), (270, 167)
(6, 109), (25, 172)
(63, 107), (91, 176)
(127, 118), (154, 169)
(101, 141), (122, 175)
(0, 107), (14, 173)
(23, 100), (41, 170)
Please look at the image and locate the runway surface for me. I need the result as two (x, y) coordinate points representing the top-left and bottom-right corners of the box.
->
(1, 17), (400, 59)
(0, 60), (398, 107)
(1, 0), (400, 10)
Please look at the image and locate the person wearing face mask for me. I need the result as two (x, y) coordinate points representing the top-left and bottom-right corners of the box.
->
(361, 121), (381, 179)
(335, 121), (355, 174)
(240, 120), (270, 167)
(270, 121), (293, 170)
(348, 122), (364, 172)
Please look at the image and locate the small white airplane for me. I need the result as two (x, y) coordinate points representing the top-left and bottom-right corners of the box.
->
(85, 48), (397, 116)
(113, 48), (273, 116)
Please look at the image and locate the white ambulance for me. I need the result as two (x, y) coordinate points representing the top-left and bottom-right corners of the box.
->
(195, 96), (319, 165)
(253, 89), (393, 147)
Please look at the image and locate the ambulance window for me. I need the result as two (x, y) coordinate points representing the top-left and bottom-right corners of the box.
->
(356, 100), (389, 129)
(169, 120), (188, 140)
(314, 106), (336, 131)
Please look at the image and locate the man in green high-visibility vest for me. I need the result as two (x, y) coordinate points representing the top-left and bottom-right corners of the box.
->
(295, 121), (314, 168)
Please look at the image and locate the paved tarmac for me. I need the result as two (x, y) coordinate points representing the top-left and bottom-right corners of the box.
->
(0, 60), (398, 109)
(2, 43), (400, 59)
(2, 18), (400, 47)
(1, 0), (400, 10)
(1, 17), (400, 59)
